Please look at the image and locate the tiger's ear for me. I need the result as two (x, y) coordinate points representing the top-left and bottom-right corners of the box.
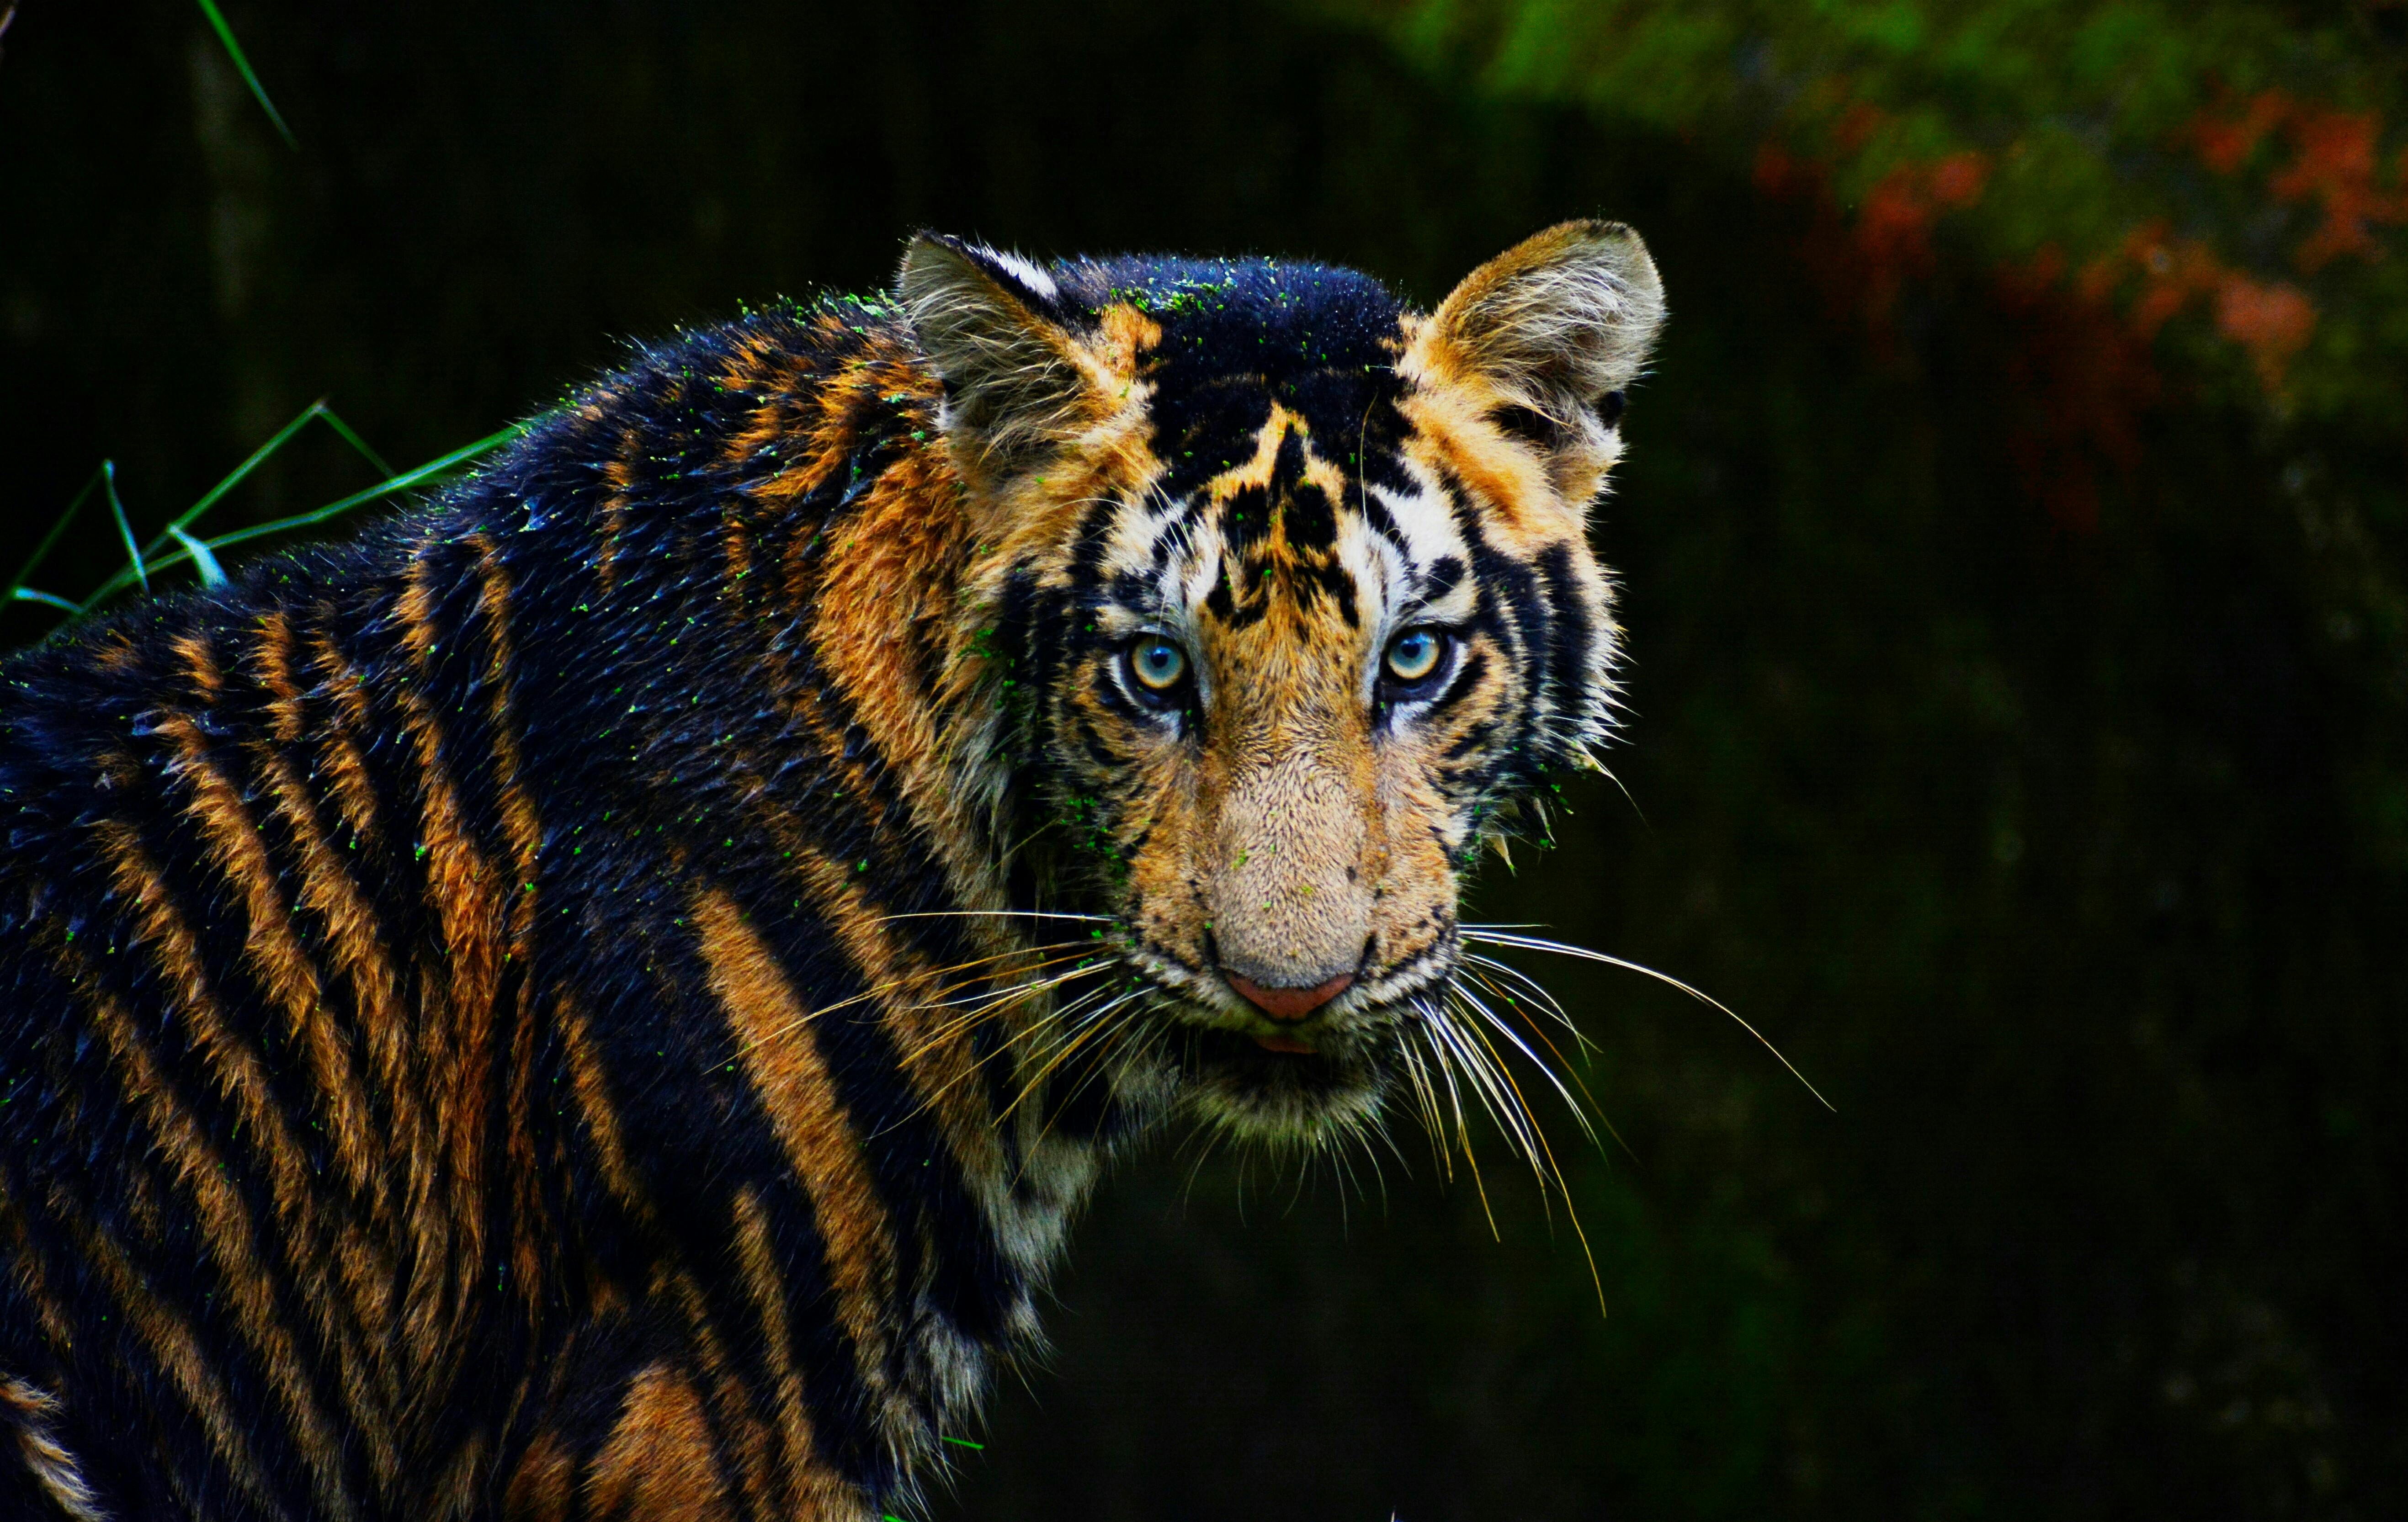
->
(898, 233), (1109, 478)
(1409, 220), (1666, 468)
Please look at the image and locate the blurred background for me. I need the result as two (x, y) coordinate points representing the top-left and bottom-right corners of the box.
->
(4, 1), (2403, 1516)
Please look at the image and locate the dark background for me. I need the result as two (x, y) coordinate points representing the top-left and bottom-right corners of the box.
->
(3, 3), (2402, 1517)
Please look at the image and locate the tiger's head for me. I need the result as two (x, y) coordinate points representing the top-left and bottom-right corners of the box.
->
(903, 224), (1664, 1147)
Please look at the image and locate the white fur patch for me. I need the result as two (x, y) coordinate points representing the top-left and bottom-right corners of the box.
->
(1368, 478), (1474, 604)
(2, 1379), (108, 1522)
(982, 248), (1059, 303)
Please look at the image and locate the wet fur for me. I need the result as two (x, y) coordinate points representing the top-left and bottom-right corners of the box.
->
(0, 223), (1661, 1518)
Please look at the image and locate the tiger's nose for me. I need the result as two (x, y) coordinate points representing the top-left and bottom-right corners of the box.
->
(1224, 970), (1356, 1023)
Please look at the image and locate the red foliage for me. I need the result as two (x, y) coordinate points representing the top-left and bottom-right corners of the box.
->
(2188, 91), (2408, 270)
(2187, 89), (2290, 174)
(2212, 279), (2318, 387)
(1758, 135), (2142, 530)
(2094, 223), (2318, 389)
(1752, 121), (2338, 532)
(1796, 148), (1998, 326)
(2270, 107), (2408, 270)
(1831, 100), (1888, 154)
(1994, 246), (2158, 533)
(1926, 151), (1989, 208)
(1752, 141), (1803, 197)
(1750, 77), (2387, 528)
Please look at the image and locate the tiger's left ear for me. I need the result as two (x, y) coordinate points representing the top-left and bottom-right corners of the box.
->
(1407, 220), (1666, 484)
(898, 233), (1117, 487)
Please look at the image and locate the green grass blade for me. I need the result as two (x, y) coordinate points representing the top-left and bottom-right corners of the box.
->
(157, 399), (326, 547)
(192, 0), (296, 150)
(168, 527), (229, 588)
(6, 466), (105, 598)
(314, 405), (398, 480)
(127, 422), (527, 591)
(103, 461), (149, 594)
(10, 588), (82, 614)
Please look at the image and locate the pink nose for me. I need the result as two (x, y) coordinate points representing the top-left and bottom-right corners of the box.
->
(1225, 971), (1356, 1023)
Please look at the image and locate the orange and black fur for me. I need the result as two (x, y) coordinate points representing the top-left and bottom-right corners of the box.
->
(0, 223), (1664, 1519)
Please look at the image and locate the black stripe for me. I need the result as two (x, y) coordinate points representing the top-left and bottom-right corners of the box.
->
(729, 874), (1023, 1357)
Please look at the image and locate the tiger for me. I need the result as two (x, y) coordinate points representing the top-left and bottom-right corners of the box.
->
(0, 219), (1664, 1520)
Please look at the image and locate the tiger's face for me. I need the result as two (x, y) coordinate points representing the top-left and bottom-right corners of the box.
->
(903, 224), (1664, 1146)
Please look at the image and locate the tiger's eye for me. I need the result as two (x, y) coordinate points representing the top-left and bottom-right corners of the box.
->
(1384, 628), (1446, 684)
(1128, 636), (1189, 693)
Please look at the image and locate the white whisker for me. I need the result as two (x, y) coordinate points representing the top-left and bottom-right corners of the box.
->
(1450, 979), (1598, 1151)
(1412, 995), (1500, 1239)
(1461, 928), (1834, 1111)
(1430, 998), (1543, 1173)
(1461, 952), (1594, 1054)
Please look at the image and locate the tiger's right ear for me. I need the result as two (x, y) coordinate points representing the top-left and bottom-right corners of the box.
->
(1405, 221), (1665, 496)
(898, 233), (1111, 478)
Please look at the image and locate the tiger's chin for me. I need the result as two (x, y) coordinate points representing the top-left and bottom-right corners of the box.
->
(1143, 1021), (1394, 1145)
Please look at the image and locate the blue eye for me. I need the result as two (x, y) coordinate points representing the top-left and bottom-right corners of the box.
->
(1384, 628), (1447, 684)
(1127, 636), (1189, 694)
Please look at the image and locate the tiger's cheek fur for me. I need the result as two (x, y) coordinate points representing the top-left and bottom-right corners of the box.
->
(1122, 754), (1212, 973)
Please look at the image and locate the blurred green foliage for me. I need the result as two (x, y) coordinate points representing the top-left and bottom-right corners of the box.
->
(1, 2), (2401, 1517)
(1332, 0), (2408, 425)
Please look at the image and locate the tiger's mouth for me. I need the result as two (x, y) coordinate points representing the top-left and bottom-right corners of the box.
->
(1168, 1024), (1384, 1135)
(1099, 941), (1457, 1141)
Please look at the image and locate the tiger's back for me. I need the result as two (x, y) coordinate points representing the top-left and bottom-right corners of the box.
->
(0, 223), (1664, 1519)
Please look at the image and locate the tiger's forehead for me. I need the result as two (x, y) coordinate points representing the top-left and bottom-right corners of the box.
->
(1040, 254), (1494, 636)
(1050, 254), (1408, 477)
(1090, 400), (1477, 643)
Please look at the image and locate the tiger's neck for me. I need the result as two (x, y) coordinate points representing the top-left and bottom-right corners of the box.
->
(568, 315), (1112, 1041)
(442, 308), (1126, 1448)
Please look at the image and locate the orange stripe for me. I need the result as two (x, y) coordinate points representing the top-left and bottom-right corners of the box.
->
(53, 937), (386, 1502)
(722, 494), (756, 606)
(598, 423), (639, 590)
(657, 1267), (781, 1520)
(501, 1430), (576, 1522)
(290, 627), (435, 1378)
(92, 629), (141, 673)
(420, 1430), (490, 1522)
(0, 1171), (74, 1353)
(172, 630), (224, 704)
(585, 1363), (737, 1520)
(251, 608), (306, 744)
(0, 1377), (107, 1522)
(709, 761), (1013, 1280)
(784, 847), (1007, 1198)
(266, 634), (452, 1433)
(808, 424), (1005, 893)
(395, 547), (502, 1369)
(469, 534), (552, 1316)
(158, 712), (382, 1223)
(306, 629), (386, 850)
(59, 1189), (294, 1521)
(731, 1187), (817, 1508)
(555, 991), (654, 1223)
(691, 887), (898, 1416)
(90, 821), (369, 1343)
(155, 704), (406, 1427)
(246, 718), (423, 1234)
